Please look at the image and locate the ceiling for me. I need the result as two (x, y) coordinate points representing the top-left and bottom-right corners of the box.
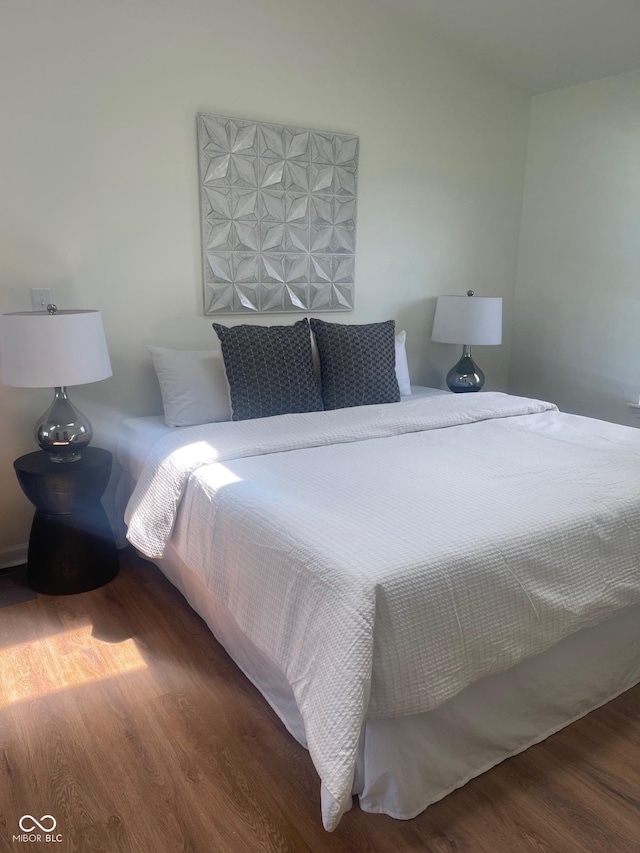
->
(398, 0), (640, 94)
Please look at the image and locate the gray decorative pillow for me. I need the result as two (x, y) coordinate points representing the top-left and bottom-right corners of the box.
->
(309, 318), (401, 410)
(212, 319), (323, 421)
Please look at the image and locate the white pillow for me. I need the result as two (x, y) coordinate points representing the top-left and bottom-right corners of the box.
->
(147, 345), (232, 428)
(395, 330), (412, 396)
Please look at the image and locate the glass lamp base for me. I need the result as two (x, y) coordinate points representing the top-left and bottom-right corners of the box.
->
(35, 387), (93, 462)
(48, 450), (83, 464)
(446, 350), (485, 393)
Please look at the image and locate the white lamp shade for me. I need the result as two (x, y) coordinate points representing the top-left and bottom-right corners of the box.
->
(431, 295), (502, 346)
(0, 310), (112, 388)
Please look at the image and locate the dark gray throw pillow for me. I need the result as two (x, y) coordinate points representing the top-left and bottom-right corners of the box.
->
(212, 319), (323, 421)
(309, 318), (401, 410)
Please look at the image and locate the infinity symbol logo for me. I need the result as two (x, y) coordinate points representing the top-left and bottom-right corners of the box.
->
(19, 815), (57, 832)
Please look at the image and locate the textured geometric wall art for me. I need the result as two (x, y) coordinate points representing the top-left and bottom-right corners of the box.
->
(197, 113), (358, 314)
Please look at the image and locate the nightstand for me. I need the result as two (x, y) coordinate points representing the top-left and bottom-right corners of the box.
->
(14, 447), (119, 595)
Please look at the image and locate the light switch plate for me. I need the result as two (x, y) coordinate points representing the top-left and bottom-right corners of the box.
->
(30, 288), (51, 311)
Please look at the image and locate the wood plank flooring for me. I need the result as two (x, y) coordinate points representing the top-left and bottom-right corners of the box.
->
(1, 547), (640, 852)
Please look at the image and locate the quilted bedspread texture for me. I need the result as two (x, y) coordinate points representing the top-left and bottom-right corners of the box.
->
(125, 393), (640, 829)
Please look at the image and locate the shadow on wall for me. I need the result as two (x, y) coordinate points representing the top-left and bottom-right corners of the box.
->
(396, 296), (448, 390)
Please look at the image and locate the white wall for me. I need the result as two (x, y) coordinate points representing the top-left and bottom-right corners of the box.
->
(0, 0), (530, 553)
(510, 70), (640, 422)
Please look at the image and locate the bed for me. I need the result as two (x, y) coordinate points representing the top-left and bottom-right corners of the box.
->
(120, 385), (640, 831)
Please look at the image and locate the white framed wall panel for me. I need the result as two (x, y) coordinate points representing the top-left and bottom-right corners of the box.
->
(197, 113), (358, 314)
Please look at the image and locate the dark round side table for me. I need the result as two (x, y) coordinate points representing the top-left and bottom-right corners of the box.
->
(14, 447), (119, 595)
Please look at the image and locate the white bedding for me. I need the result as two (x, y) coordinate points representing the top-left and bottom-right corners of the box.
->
(125, 392), (640, 830)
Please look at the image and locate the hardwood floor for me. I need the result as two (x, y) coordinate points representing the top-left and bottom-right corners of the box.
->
(1, 548), (640, 852)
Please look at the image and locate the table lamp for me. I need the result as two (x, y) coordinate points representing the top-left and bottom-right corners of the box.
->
(431, 290), (502, 392)
(0, 305), (112, 462)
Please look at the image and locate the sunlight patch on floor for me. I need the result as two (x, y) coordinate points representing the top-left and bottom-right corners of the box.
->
(0, 626), (147, 706)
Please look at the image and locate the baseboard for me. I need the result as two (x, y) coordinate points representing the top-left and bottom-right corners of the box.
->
(0, 543), (28, 570)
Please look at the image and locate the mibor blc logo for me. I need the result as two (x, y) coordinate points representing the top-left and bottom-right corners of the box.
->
(13, 814), (63, 843)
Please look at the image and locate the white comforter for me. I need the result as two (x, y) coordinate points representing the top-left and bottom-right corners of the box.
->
(125, 393), (640, 829)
